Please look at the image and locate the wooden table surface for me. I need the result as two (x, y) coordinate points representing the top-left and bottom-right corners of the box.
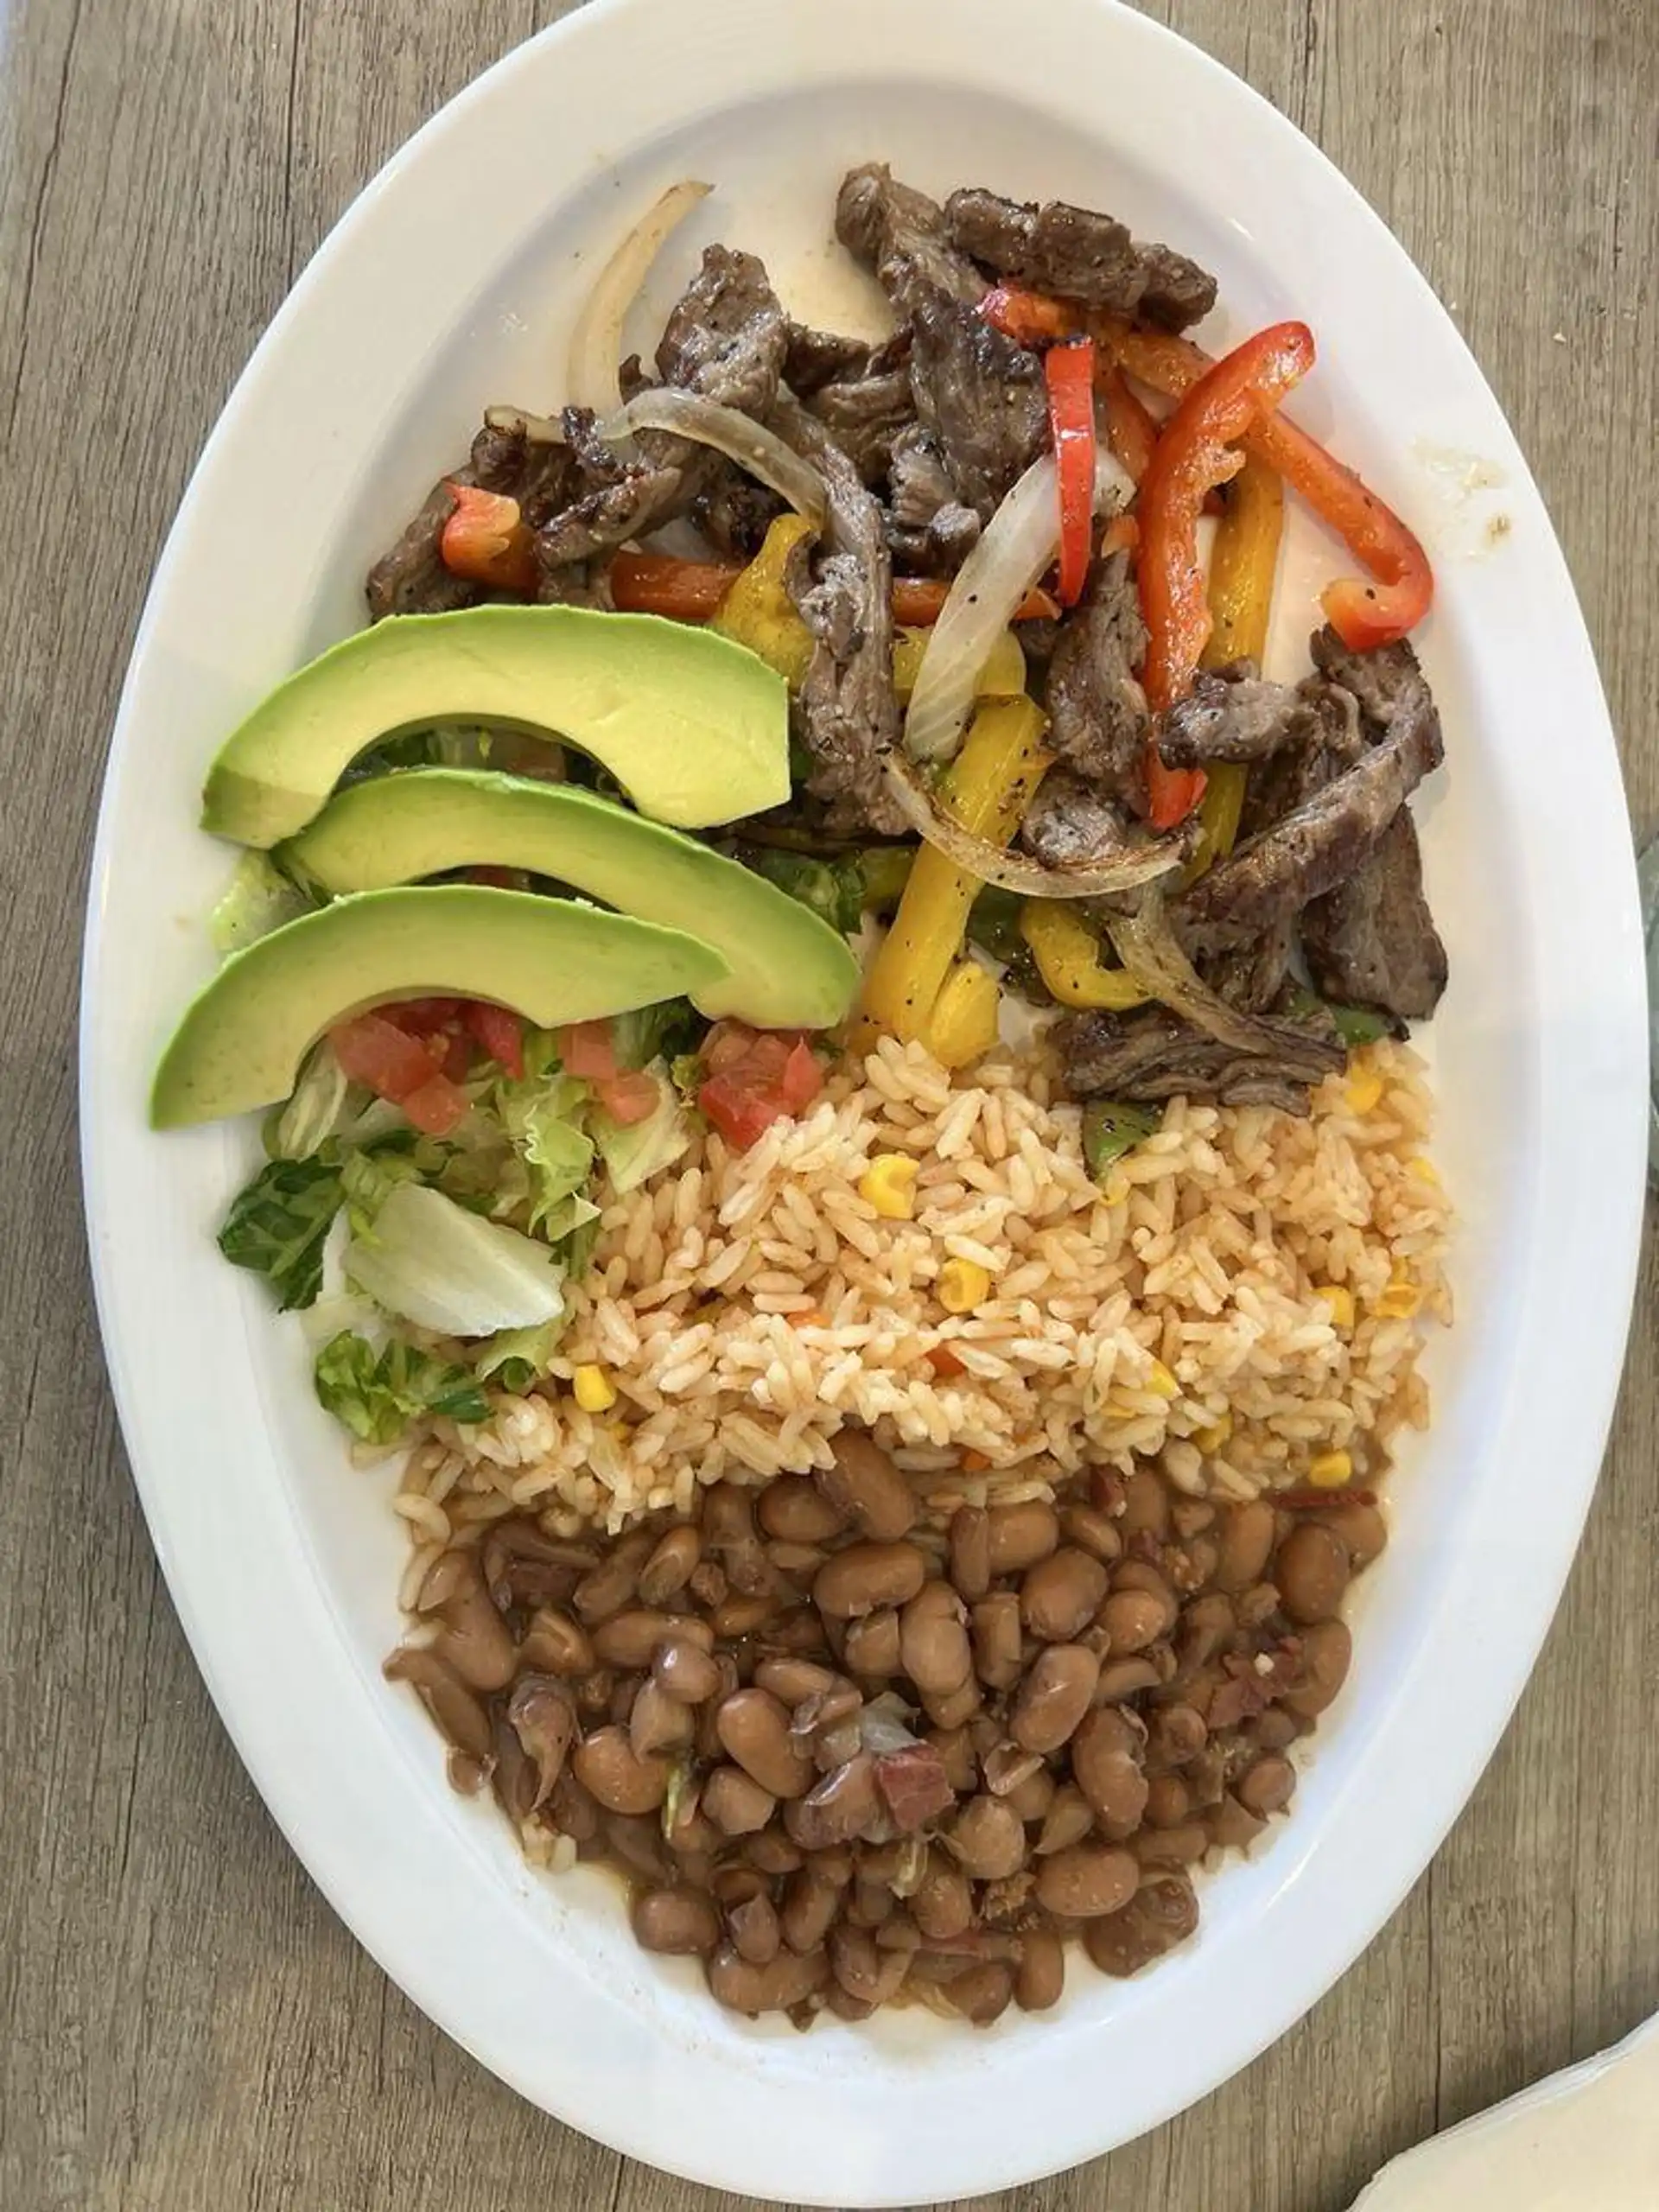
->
(3, 1), (1655, 2205)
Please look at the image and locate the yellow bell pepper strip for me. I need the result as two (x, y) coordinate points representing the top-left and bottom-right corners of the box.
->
(1097, 316), (1433, 652)
(710, 513), (817, 686)
(862, 697), (1051, 1041)
(1186, 454), (1287, 879)
(895, 625), (1025, 702)
(1018, 901), (1150, 1010)
(923, 959), (1001, 1068)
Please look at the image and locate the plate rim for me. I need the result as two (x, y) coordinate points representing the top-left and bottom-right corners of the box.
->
(79, 0), (1649, 2200)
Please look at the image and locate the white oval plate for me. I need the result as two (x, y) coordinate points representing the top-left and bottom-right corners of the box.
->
(81, 0), (1649, 2200)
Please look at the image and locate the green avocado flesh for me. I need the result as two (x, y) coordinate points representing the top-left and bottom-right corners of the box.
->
(283, 771), (861, 1030)
(149, 886), (731, 1128)
(200, 606), (791, 849)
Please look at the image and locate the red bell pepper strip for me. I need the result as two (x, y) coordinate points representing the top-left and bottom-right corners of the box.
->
(1099, 318), (1433, 651)
(1045, 338), (1097, 607)
(1096, 360), (1160, 484)
(1138, 321), (1316, 830)
(439, 484), (537, 594)
(978, 283), (1077, 346)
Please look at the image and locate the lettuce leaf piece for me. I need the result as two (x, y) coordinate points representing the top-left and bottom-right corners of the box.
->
(590, 1060), (690, 1194)
(345, 1180), (566, 1335)
(210, 851), (314, 955)
(495, 1070), (594, 1233)
(314, 1330), (490, 1444)
(217, 1155), (344, 1311)
(270, 1041), (353, 1160)
(474, 1318), (563, 1393)
(610, 999), (704, 1071)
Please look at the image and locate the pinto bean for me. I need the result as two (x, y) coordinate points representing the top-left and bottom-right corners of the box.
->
(747, 1828), (804, 1877)
(707, 1943), (828, 2015)
(1034, 1783), (1095, 1858)
(701, 1764), (777, 1837)
(1276, 1522), (1351, 1624)
(1011, 1644), (1100, 1753)
(754, 1656), (839, 1709)
(572, 1727), (669, 1816)
(970, 1592), (1025, 1690)
(629, 1676), (693, 1760)
(709, 1592), (779, 1639)
(814, 1543), (928, 1620)
(1134, 1821), (1208, 1866)
(911, 1849), (975, 1942)
(1098, 1585), (1177, 1655)
(1093, 1656), (1163, 1701)
(430, 1559), (518, 1693)
(1143, 1774), (1192, 1829)
(817, 1431), (918, 1542)
(1120, 1466), (1171, 1541)
(572, 1532), (652, 1624)
(632, 1886), (721, 1957)
(1316, 1498), (1389, 1573)
(780, 1868), (844, 1955)
(728, 1891), (782, 1967)
(1034, 1842), (1140, 1919)
(518, 1606), (595, 1679)
(1021, 1548), (1111, 1643)
(384, 1647), (493, 1762)
(987, 1500), (1060, 1575)
(947, 1505), (992, 1601)
(1236, 1753), (1297, 1818)
(716, 1688), (814, 1800)
(1084, 1872), (1199, 1978)
(1071, 1707), (1149, 1837)
(758, 1472), (847, 1544)
(1282, 1619), (1352, 1717)
(842, 1606), (902, 1678)
(921, 1675), (982, 1732)
(945, 1795), (1027, 1880)
(940, 1961), (1014, 2025)
(637, 1526), (702, 1607)
(830, 1923), (911, 2005)
(653, 1636), (721, 1706)
(1014, 1926), (1066, 2012)
(1205, 1792), (1268, 1851)
(591, 1609), (681, 1670)
(1059, 1504), (1123, 1565)
(1214, 1501), (1278, 1593)
(1005, 1764), (1056, 1825)
(899, 1580), (973, 1696)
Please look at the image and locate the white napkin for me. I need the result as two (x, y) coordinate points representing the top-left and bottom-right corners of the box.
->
(1350, 2012), (1659, 2209)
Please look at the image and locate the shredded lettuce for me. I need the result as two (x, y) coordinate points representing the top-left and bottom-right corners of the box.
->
(611, 999), (703, 1071)
(496, 1070), (594, 1231)
(211, 852), (314, 954)
(591, 1060), (691, 1193)
(270, 1041), (353, 1160)
(474, 1318), (563, 1393)
(345, 1180), (566, 1335)
(314, 1330), (490, 1444)
(218, 1155), (345, 1311)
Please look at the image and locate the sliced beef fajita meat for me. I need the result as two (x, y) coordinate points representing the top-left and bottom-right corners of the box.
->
(1043, 550), (1153, 808)
(691, 470), (784, 561)
(1301, 812), (1448, 1023)
(800, 339), (916, 485)
(1059, 1003), (1344, 1115)
(836, 163), (984, 310)
(653, 244), (790, 414)
(778, 403), (906, 836)
(1299, 629), (1448, 1021)
(783, 320), (882, 397)
(1198, 925), (1298, 1016)
(1155, 661), (1327, 768)
(906, 280), (1048, 518)
(366, 416), (582, 620)
(1019, 769), (1137, 870)
(944, 188), (1218, 331)
(886, 425), (982, 572)
(1173, 633), (1444, 956)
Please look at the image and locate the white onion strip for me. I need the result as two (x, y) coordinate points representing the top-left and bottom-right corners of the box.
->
(903, 447), (1135, 767)
(566, 180), (712, 418)
(600, 388), (828, 527)
(882, 752), (1186, 899)
(1104, 886), (1337, 1059)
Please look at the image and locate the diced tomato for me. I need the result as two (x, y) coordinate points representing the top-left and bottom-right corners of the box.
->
(463, 1001), (525, 1079)
(333, 1014), (445, 1098)
(397, 1073), (471, 1138)
(779, 1039), (824, 1115)
(596, 1068), (661, 1125)
(696, 1029), (823, 1151)
(332, 1013), (469, 1134)
(467, 865), (521, 890)
(439, 483), (537, 594)
(559, 1020), (618, 1081)
(437, 1029), (473, 1084)
(382, 997), (466, 1038)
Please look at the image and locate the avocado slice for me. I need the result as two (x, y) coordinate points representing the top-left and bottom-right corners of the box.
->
(283, 771), (860, 1030)
(150, 885), (730, 1129)
(200, 606), (791, 849)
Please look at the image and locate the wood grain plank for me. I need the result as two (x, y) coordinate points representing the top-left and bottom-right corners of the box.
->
(0, 1), (1652, 2208)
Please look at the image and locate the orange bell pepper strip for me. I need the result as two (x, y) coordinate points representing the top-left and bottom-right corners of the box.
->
(439, 484), (537, 594)
(1045, 338), (1097, 607)
(608, 552), (1060, 627)
(1138, 321), (1316, 830)
(1096, 360), (1160, 484)
(1099, 317), (1433, 651)
(978, 284), (1078, 346)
